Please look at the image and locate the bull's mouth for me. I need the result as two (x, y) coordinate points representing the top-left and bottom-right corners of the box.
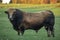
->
(9, 18), (14, 21)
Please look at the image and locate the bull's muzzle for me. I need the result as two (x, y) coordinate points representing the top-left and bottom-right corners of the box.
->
(9, 15), (13, 20)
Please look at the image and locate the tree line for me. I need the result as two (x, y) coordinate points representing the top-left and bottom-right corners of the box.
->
(0, 0), (60, 4)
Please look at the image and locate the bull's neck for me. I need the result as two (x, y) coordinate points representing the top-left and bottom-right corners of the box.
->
(10, 12), (23, 27)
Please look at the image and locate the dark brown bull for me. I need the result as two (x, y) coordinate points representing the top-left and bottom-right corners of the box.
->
(5, 8), (55, 37)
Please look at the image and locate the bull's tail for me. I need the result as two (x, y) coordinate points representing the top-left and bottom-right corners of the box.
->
(46, 10), (55, 16)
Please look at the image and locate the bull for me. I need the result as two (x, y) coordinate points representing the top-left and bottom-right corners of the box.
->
(5, 8), (55, 37)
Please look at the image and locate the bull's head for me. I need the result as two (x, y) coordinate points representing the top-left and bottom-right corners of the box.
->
(5, 8), (16, 20)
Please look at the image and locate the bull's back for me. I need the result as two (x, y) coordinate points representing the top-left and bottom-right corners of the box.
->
(23, 10), (54, 24)
(23, 13), (44, 24)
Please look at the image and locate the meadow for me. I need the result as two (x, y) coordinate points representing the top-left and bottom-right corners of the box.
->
(0, 3), (60, 40)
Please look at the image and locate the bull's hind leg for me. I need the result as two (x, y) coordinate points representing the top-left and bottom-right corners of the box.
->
(45, 25), (55, 37)
(45, 26), (51, 37)
(50, 26), (55, 37)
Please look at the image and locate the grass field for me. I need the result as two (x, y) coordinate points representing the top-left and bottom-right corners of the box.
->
(0, 4), (60, 40)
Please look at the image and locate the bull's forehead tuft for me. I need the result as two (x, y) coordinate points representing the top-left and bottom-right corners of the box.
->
(7, 8), (16, 13)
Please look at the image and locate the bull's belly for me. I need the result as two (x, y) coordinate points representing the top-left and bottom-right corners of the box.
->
(25, 24), (44, 30)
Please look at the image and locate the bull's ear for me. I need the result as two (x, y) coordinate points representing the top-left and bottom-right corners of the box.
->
(5, 11), (8, 14)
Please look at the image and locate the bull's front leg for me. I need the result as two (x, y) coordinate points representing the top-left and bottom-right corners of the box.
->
(21, 30), (25, 36)
(17, 29), (25, 36)
(18, 30), (20, 35)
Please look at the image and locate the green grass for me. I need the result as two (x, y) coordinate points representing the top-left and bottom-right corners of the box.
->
(0, 4), (60, 40)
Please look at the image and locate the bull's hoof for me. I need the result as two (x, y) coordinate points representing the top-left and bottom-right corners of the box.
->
(35, 30), (38, 33)
(52, 35), (55, 37)
(48, 35), (51, 37)
(18, 32), (20, 35)
(21, 32), (24, 36)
